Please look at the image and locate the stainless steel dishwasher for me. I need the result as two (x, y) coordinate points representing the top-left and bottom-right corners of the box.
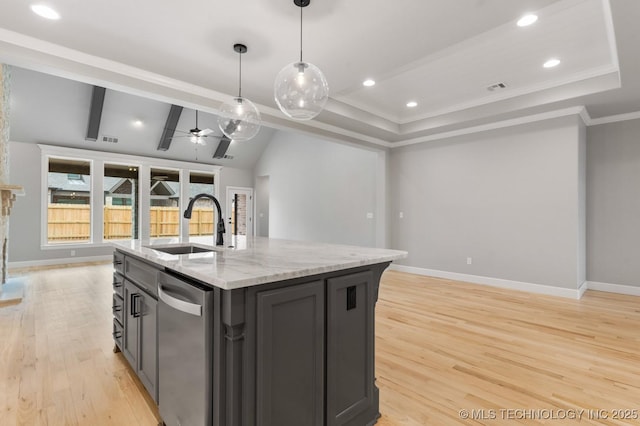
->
(157, 271), (214, 426)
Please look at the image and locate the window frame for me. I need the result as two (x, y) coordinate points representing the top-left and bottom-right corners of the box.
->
(40, 144), (221, 250)
(103, 161), (142, 242)
(43, 155), (95, 247)
(185, 169), (218, 238)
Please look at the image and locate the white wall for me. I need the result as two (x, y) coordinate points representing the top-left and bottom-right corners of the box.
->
(587, 118), (640, 288)
(254, 130), (383, 247)
(389, 116), (585, 291)
(7, 141), (252, 265)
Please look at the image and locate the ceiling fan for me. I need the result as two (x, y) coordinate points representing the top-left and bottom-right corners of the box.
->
(172, 110), (219, 145)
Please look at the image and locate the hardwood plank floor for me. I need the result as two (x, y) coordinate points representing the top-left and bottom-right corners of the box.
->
(1, 264), (160, 426)
(1, 265), (639, 425)
(376, 271), (640, 426)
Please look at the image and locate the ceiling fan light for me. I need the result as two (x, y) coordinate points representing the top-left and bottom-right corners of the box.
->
(274, 61), (329, 121)
(217, 96), (261, 142)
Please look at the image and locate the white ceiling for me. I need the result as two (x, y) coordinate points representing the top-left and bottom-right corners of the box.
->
(0, 0), (638, 147)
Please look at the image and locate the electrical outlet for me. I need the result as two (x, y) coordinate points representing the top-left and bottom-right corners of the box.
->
(366, 212), (374, 219)
(399, 212), (404, 219)
(71, 250), (76, 257)
(467, 257), (472, 265)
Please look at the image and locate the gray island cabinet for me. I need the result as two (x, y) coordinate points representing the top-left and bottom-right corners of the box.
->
(111, 237), (406, 426)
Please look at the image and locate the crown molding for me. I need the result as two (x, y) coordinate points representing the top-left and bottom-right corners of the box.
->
(391, 106), (588, 148)
(588, 111), (640, 126)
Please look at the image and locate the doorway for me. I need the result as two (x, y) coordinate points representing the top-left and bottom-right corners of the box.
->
(226, 187), (254, 238)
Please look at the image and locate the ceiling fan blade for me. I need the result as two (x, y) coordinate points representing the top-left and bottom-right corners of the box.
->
(198, 128), (214, 136)
(172, 129), (192, 135)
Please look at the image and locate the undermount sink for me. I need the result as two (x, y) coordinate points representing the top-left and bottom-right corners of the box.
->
(147, 244), (214, 255)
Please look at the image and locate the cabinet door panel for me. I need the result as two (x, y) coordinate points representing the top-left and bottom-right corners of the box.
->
(327, 271), (375, 426)
(138, 292), (158, 403)
(256, 281), (324, 426)
(123, 280), (139, 368)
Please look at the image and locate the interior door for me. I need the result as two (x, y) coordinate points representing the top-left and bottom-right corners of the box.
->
(226, 187), (253, 238)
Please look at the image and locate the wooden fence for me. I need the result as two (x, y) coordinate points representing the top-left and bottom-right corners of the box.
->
(48, 204), (215, 242)
(48, 204), (91, 242)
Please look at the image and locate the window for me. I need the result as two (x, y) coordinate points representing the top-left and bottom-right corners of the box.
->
(104, 163), (139, 240)
(41, 145), (221, 248)
(150, 168), (180, 239)
(47, 158), (92, 244)
(188, 172), (216, 237)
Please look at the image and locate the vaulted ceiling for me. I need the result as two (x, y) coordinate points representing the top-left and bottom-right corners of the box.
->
(1, 0), (638, 149)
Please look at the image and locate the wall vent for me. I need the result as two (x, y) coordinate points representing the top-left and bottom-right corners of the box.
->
(487, 82), (507, 91)
(102, 136), (119, 143)
(223, 154), (234, 159)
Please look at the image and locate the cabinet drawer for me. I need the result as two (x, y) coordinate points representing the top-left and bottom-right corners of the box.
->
(113, 318), (123, 349)
(113, 251), (125, 274)
(112, 293), (124, 324)
(125, 256), (158, 298)
(113, 273), (125, 297)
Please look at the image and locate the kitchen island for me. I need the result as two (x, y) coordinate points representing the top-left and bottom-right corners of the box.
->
(111, 237), (406, 426)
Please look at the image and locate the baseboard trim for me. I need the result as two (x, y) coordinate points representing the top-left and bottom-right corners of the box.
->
(389, 264), (584, 299)
(577, 280), (588, 299)
(586, 281), (640, 297)
(8, 255), (112, 270)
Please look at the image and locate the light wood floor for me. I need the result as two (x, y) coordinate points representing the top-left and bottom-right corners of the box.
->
(1, 265), (639, 425)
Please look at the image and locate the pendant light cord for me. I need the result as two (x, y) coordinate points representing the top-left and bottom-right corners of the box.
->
(299, 5), (303, 63)
(238, 49), (242, 98)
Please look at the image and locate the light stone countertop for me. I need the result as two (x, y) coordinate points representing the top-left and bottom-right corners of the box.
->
(111, 236), (407, 290)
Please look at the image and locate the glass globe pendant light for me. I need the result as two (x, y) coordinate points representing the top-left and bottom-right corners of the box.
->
(274, 0), (329, 121)
(218, 43), (261, 141)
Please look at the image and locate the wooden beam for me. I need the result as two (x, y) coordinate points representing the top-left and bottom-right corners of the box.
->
(213, 136), (231, 159)
(157, 105), (183, 151)
(85, 86), (106, 141)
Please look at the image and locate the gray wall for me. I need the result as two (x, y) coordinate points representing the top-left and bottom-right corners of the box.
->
(577, 119), (587, 286)
(389, 116), (585, 290)
(8, 142), (113, 263)
(587, 118), (640, 287)
(7, 140), (253, 264)
(255, 175), (269, 237)
(254, 131), (380, 247)
(218, 165), (254, 204)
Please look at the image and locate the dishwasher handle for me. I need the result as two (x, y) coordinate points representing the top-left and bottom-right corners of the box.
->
(158, 284), (203, 316)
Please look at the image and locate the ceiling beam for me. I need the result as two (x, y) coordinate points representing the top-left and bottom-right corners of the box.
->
(85, 86), (106, 141)
(157, 104), (183, 151)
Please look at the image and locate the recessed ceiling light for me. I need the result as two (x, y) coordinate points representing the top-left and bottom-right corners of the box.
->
(363, 79), (376, 87)
(406, 101), (418, 108)
(517, 14), (538, 27)
(30, 4), (60, 20)
(132, 119), (144, 128)
(543, 58), (561, 68)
